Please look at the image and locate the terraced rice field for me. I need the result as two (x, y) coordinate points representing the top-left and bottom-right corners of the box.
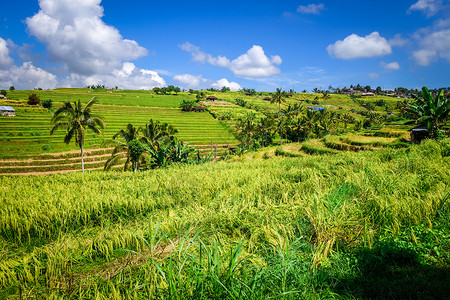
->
(0, 91), (239, 174)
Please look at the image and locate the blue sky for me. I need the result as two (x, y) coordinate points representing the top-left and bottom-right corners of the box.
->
(0, 0), (449, 91)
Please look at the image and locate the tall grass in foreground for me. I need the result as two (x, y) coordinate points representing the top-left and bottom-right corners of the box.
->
(0, 139), (449, 298)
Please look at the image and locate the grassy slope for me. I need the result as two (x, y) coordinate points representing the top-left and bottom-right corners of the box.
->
(0, 139), (449, 298)
(0, 90), (238, 158)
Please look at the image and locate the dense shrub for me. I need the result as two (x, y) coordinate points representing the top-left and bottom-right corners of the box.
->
(27, 94), (41, 105)
(42, 99), (52, 109)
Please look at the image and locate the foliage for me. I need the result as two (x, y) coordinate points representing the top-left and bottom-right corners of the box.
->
(1, 141), (449, 297)
(235, 98), (247, 107)
(408, 87), (450, 138)
(50, 97), (105, 172)
(179, 100), (196, 112)
(41, 99), (53, 109)
(221, 86), (231, 93)
(9, 86), (15, 91)
(0, 89), (6, 97)
(153, 85), (181, 95)
(27, 93), (41, 105)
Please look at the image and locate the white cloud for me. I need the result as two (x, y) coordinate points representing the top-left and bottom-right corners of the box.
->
(297, 3), (325, 15)
(368, 72), (380, 79)
(173, 74), (209, 89)
(412, 23), (450, 66)
(61, 63), (166, 89)
(382, 61), (400, 71)
(0, 62), (58, 90)
(173, 73), (241, 91)
(408, 0), (442, 17)
(211, 78), (242, 91)
(327, 32), (392, 60)
(180, 43), (282, 78)
(25, 0), (148, 75)
(0, 37), (13, 68)
(389, 34), (408, 47)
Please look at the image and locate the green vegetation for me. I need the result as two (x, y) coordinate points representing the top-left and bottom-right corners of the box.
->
(50, 98), (106, 172)
(408, 87), (450, 139)
(0, 87), (449, 298)
(0, 140), (449, 298)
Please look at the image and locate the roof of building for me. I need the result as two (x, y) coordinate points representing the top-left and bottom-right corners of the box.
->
(0, 106), (15, 111)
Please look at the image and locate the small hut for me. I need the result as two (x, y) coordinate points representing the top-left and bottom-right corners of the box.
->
(206, 96), (218, 101)
(410, 125), (429, 143)
(0, 106), (15, 116)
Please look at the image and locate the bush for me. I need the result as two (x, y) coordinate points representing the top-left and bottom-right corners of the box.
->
(42, 99), (52, 109)
(0, 89), (6, 97)
(28, 94), (41, 105)
(42, 144), (52, 151)
(179, 100), (196, 112)
(439, 138), (450, 157)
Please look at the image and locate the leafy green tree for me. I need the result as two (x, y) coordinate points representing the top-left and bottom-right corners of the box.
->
(271, 88), (288, 145)
(235, 113), (258, 149)
(9, 86), (15, 91)
(0, 89), (6, 97)
(50, 97), (105, 172)
(408, 87), (450, 138)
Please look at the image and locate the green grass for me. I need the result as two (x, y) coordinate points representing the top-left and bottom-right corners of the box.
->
(0, 139), (448, 298)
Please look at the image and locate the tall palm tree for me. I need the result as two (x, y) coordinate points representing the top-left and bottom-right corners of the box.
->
(271, 88), (288, 145)
(50, 97), (105, 173)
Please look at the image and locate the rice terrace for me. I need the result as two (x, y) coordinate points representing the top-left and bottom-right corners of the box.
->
(0, 85), (449, 299)
(1, 0), (450, 299)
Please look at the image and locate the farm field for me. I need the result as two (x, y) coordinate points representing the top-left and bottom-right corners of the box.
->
(0, 140), (449, 298)
(0, 90), (240, 173)
(0, 88), (449, 298)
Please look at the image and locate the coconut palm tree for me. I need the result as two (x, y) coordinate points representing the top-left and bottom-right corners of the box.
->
(140, 119), (178, 148)
(271, 88), (288, 145)
(50, 97), (105, 173)
(104, 123), (145, 172)
(408, 87), (450, 138)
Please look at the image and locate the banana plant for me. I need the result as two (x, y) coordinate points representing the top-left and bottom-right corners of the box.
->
(408, 87), (450, 138)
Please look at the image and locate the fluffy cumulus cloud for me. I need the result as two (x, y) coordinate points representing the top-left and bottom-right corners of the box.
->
(382, 61), (400, 71)
(408, 0), (442, 17)
(180, 42), (282, 78)
(173, 74), (209, 89)
(211, 78), (242, 91)
(61, 63), (166, 89)
(0, 37), (58, 89)
(327, 32), (392, 60)
(26, 0), (148, 76)
(0, 38), (14, 68)
(0, 62), (58, 90)
(297, 3), (325, 15)
(412, 25), (450, 66)
(173, 73), (241, 91)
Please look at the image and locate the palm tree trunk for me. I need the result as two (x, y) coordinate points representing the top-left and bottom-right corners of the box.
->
(279, 102), (283, 145)
(80, 141), (84, 173)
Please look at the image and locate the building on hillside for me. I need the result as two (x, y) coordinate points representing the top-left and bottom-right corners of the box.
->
(0, 94), (7, 99)
(307, 106), (325, 111)
(361, 92), (375, 96)
(0, 106), (15, 116)
(206, 96), (218, 101)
